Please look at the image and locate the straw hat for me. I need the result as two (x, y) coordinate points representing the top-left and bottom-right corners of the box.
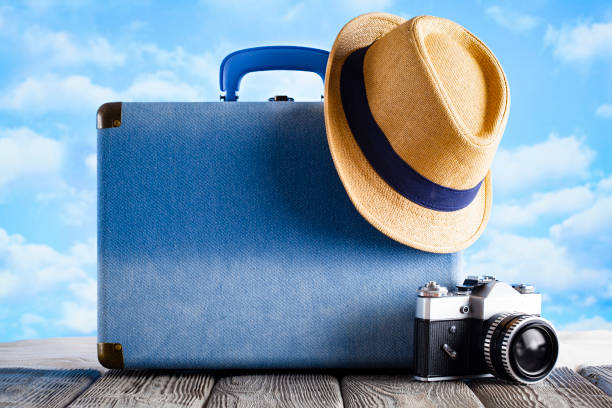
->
(324, 13), (509, 253)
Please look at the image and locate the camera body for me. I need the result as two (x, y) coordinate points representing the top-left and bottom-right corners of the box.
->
(414, 276), (558, 384)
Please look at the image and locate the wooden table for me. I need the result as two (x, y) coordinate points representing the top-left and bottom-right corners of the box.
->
(1, 336), (611, 407)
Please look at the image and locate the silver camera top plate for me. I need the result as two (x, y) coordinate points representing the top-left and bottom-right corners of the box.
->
(416, 280), (541, 321)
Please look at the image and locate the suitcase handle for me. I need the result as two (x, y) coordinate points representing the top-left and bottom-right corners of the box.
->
(219, 46), (329, 101)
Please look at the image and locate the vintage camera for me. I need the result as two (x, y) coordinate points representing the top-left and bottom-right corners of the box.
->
(414, 276), (558, 384)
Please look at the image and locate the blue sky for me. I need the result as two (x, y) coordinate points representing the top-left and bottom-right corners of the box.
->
(0, 0), (611, 341)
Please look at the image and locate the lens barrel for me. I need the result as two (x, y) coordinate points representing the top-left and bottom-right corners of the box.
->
(483, 313), (558, 384)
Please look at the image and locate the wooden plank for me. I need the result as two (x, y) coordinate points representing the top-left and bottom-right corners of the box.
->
(0, 337), (103, 372)
(579, 365), (612, 396)
(468, 367), (612, 408)
(341, 375), (484, 408)
(0, 368), (100, 408)
(68, 370), (215, 408)
(204, 374), (343, 408)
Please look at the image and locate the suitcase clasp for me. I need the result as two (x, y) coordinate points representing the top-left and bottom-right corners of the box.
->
(268, 95), (294, 102)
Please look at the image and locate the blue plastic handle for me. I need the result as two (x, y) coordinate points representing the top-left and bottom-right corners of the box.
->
(219, 46), (329, 101)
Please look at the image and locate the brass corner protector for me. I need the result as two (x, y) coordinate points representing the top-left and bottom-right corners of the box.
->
(97, 102), (122, 129)
(98, 342), (125, 369)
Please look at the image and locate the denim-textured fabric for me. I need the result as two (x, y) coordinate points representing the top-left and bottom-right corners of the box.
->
(98, 101), (461, 369)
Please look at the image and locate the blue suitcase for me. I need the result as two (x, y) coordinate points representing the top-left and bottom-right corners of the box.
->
(97, 46), (461, 369)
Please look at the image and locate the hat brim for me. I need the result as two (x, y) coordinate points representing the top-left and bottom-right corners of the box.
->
(324, 12), (491, 254)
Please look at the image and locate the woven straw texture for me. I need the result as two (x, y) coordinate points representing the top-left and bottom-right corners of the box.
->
(324, 13), (509, 253)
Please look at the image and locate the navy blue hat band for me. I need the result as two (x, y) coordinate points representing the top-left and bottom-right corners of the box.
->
(339, 46), (484, 212)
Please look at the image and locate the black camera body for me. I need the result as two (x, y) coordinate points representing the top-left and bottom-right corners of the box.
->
(414, 276), (558, 384)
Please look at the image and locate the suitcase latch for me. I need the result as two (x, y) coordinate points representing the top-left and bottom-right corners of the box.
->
(268, 95), (294, 102)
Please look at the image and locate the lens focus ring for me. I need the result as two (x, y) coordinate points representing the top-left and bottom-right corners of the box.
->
(483, 312), (512, 376)
(502, 315), (541, 382)
(483, 313), (558, 384)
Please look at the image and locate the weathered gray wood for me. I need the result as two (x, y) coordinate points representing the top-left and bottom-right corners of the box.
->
(341, 375), (484, 408)
(579, 365), (612, 396)
(468, 366), (612, 407)
(205, 374), (343, 408)
(0, 337), (102, 371)
(0, 368), (100, 408)
(2, 336), (612, 407)
(68, 370), (215, 408)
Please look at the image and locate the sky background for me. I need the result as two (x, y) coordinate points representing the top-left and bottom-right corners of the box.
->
(0, 0), (611, 341)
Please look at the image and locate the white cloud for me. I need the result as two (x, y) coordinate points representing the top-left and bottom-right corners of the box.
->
(492, 185), (594, 227)
(61, 189), (96, 227)
(85, 153), (96, 175)
(563, 315), (612, 331)
(545, 20), (612, 63)
(137, 44), (220, 80)
(18, 313), (46, 338)
(0, 229), (94, 296)
(596, 104), (612, 118)
(565, 294), (599, 307)
(125, 71), (202, 101)
(68, 277), (96, 303)
(0, 271), (19, 297)
(59, 276), (96, 333)
(59, 301), (96, 333)
(596, 176), (612, 193)
(23, 25), (125, 68)
(469, 167), (612, 304)
(1, 37), (324, 110)
(0, 74), (118, 113)
(545, 293), (602, 316)
(0, 228), (96, 335)
(37, 185), (96, 227)
(69, 237), (96, 266)
(0, 38), (230, 114)
(485, 6), (538, 33)
(550, 196), (612, 241)
(134, 43), (226, 97)
(1, 70), (203, 114)
(466, 232), (606, 291)
(0, 127), (63, 188)
(493, 134), (595, 195)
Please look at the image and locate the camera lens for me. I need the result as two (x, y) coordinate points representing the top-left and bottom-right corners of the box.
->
(484, 313), (558, 384)
(512, 327), (554, 376)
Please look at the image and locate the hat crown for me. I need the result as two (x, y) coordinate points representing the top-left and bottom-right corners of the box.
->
(363, 16), (509, 189)
(324, 12), (508, 252)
